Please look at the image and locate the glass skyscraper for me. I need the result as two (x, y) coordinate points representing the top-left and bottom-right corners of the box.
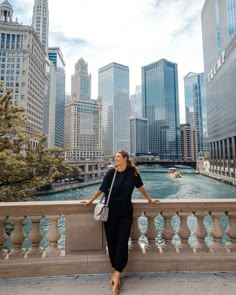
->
(48, 47), (65, 148)
(142, 59), (181, 160)
(202, 0), (236, 182)
(184, 72), (208, 154)
(98, 62), (130, 156)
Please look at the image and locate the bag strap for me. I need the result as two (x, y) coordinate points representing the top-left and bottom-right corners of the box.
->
(105, 169), (117, 207)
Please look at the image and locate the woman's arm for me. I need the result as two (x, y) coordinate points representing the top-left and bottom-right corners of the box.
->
(81, 190), (103, 206)
(137, 186), (160, 204)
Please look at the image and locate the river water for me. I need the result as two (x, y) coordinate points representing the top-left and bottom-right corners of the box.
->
(35, 167), (236, 201)
(4, 167), (236, 251)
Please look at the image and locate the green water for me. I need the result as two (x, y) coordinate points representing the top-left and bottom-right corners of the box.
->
(4, 168), (235, 251)
(34, 167), (236, 201)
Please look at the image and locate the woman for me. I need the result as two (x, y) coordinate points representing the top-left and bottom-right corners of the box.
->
(81, 150), (159, 294)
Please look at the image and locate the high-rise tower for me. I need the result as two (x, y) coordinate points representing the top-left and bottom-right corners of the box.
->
(0, 0), (46, 135)
(184, 72), (208, 154)
(202, 0), (236, 183)
(48, 47), (65, 147)
(32, 0), (49, 50)
(98, 62), (130, 156)
(142, 59), (181, 160)
(71, 57), (91, 100)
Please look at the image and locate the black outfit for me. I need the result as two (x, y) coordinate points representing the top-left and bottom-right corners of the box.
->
(99, 167), (143, 272)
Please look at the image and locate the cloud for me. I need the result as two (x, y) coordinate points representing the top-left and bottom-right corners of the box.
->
(9, 0), (206, 123)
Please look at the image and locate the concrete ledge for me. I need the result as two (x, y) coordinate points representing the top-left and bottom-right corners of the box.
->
(1, 252), (236, 279)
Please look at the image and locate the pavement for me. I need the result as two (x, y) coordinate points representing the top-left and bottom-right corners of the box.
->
(0, 272), (236, 295)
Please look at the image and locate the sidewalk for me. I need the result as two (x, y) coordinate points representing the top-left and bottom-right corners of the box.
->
(0, 272), (236, 295)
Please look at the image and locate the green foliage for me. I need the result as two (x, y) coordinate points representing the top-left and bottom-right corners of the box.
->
(0, 91), (79, 201)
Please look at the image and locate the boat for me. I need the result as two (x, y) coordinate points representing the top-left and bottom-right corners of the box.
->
(172, 171), (182, 178)
(168, 167), (176, 174)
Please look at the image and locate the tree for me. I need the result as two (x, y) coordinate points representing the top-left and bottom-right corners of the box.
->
(0, 91), (79, 201)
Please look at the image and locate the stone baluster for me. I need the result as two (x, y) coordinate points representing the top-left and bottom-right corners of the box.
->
(161, 212), (175, 252)
(226, 212), (236, 252)
(45, 215), (61, 256)
(193, 212), (208, 253)
(10, 217), (26, 258)
(177, 212), (191, 253)
(28, 216), (43, 257)
(209, 212), (224, 253)
(145, 213), (157, 251)
(0, 217), (7, 258)
(130, 213), (142, 252)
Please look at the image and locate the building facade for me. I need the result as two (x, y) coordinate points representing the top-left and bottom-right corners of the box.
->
(32, 0), (49, 50)
(184, 72), (208, 154)
(64, 58), (102, 161)
(48, 47), (65, 147)
(202, 0), (236, 182)
(98, 62), (130, 156)
(71, 57), (91, 100)
(130, 85), (142, 118)
(142, 59), (181, 160)
(0, 0), (46, 135)
(43, 57), (56, 147)
(180, 123), (198, 161)
(130, 117), (148, 156)
(64, 98), (102, 161)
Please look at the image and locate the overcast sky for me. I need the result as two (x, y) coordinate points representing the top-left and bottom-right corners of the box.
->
(11, 0), (205, 123)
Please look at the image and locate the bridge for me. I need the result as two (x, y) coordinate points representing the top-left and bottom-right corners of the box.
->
(135, 159), (196, 169)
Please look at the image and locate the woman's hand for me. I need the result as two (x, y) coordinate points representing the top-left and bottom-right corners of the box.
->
(80, 199), (93, 206)
(148, 199), (160, 204)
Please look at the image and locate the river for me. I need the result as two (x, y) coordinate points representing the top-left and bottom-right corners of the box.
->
(34, 167), (236, 201)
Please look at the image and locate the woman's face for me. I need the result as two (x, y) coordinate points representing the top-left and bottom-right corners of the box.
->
(115, 152), (127, 167)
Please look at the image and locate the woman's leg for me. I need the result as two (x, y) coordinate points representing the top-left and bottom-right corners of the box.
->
(114, 213), (133, 272)
(104, 216), (118, 269)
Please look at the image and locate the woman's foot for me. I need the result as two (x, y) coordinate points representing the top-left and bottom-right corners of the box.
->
(112, 271), (121, 294)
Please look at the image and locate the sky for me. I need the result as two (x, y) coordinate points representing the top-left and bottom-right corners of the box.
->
(10, 0), (205, 123)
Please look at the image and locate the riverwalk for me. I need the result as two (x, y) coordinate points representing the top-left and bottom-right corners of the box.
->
(0, 272), (236, 295)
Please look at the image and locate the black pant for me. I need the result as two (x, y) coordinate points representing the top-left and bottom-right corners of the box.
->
(104, 200), (133, 272)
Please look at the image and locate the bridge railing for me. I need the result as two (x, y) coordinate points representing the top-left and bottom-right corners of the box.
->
(0, 199), (236, 278)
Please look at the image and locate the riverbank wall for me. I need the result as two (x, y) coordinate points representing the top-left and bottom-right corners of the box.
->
(33, 179), (102, 196)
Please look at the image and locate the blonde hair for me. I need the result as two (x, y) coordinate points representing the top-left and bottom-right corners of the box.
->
(116, 150), (139, 176)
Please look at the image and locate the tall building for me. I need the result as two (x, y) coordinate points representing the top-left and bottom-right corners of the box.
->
(98, 62), (130, 156)
(0, 0), (46, 135)
(184, 72), (208, 154)
(64, 98), (102, 161)
(48, 47), (65, 147)
(202, 0), (236, 182)
(130, 117), (148, 156)
(43, 57), (56, 147)
(180, 123), (198, 161)
(130, 85), (142, 118)
(32, 0), (49, 50)
(64, 58), (102, 161)
(142, 59), (181, 160)
(71, 57), (91, 100)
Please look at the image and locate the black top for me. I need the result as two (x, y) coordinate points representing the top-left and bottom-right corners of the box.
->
(99, 167), (143, 201)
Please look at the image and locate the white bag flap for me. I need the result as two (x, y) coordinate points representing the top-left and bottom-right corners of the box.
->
(94, 203), (106, 215)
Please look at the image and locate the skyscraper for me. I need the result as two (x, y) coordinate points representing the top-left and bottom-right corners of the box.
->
(142, 59), (181, 160)
(180, 123), (198, 161)
(202, 0), (236, 182)
(0, 0), (46, 135)
(43, 57), (56, 147)
(184, 72), (208, 154)
(71, 57), (91, 100)
(64, 58), (102, 161)
(48, 47), (65, 147)
(130, 85), (142, 118)
(98, 62), (130, 156)
(32, 0), (49, 50)
(130, 118), (148, 156)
